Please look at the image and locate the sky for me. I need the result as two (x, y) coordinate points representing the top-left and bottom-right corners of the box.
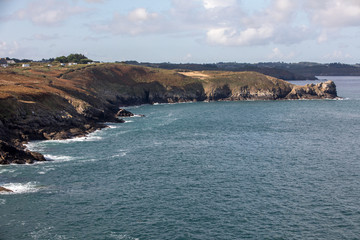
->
(0, 0), (360, 63)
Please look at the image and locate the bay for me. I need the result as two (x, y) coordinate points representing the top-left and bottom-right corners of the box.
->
(1, 76), (360, 239)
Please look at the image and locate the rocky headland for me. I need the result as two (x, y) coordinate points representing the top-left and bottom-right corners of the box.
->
(0, 63), (338, 165)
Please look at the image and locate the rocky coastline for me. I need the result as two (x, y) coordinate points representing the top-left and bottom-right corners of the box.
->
(0, 63), (338, 166)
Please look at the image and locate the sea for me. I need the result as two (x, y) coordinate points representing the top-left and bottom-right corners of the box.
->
(1, 76), (360, 240)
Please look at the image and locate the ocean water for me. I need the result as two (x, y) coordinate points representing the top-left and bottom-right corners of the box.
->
(1, 76), (360, 239)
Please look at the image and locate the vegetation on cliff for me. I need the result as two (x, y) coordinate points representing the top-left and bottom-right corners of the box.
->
(0, 62), (338, 164)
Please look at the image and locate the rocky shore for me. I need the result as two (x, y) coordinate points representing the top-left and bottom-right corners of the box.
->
(0, 63), (338, 165)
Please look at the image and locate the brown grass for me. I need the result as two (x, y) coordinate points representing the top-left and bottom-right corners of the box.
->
(179, 71), (210, 79)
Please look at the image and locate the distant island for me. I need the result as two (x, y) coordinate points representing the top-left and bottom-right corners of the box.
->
(0, 55), (338, 165)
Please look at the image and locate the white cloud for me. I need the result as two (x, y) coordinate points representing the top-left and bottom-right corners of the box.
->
(128, 8), (158, 22)
(203, 0), (236, 9)
(0, 41), (20, 56)
(89, 0), (360, 49)
(11, 0), (88, 26)
(268, 47), (295, 60)
(84, 0), (104, 3)
(207, 25), (274, 46)
(183, 53), (193, 61)
(204, 0), (305, 46)
(317, 31), (328, 43)
(93, 8), (164, 35)
(33, 33), (59, 41)
(305, 0), (360, 28)
(323, 50), (353, 61)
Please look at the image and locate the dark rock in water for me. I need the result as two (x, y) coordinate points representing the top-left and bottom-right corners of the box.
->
(0, 140), (46, 165)
(0, 186), (13, 193)
(116, 109), (134, 117)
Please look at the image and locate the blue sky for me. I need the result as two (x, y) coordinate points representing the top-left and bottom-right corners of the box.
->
(0, 0), (360, 63)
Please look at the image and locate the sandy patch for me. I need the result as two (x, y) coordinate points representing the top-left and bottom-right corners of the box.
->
(179, 71), (210, 79)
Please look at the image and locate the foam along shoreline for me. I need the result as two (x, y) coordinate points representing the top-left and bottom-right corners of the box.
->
(0, 182), (41, 194)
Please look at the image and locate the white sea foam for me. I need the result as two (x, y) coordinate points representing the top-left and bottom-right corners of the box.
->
(30, 226), (67, 240)
(125, 120), (134, 123)
(37, 166), (55, 174)
(80, 158), (97, 163)
(44, 154), (75, 162)
(26, 131), (103, 150)
(1, 182), (40, 194)
(0, 199), (5, 204)
(107, 125), (119, 129)
(24, 141), (42, 151)
(112, 152), (127, 158)
(109, 233), (139, 240)
(54, 135), (103, 143)
(131, 114), (144, 117)
(0, 168), (16, 174)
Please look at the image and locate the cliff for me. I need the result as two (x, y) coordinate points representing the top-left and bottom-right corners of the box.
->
(0, 63), (338, 164)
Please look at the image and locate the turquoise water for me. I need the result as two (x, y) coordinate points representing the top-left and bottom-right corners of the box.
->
(1, 77), (360, 239)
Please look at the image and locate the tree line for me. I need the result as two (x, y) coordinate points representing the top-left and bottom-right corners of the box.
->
(54, 54), (92, 64)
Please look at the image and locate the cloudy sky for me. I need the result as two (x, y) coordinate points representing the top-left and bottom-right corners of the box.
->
(0, 0), (360, 63)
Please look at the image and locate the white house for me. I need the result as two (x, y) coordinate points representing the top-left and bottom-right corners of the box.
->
(7, 60), (15, 64)
(60, 63), (65, 66)
(22, 64), (30, 67)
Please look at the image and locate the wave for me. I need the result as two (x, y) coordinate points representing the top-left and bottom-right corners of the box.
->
(0, 199), (5, 204)
(0, 168), (16, 174)
(37, 167), (55, 175)
(111, 152), (127, 158)
(131, 114), (144, 117)
(0, 182), (40, 194)
(107, 125), (119, 129)
(109, 232), (139, 240)
(53, 135), (103, 143)
(44, 154), (76, 162)
(26, 135), (103, 151)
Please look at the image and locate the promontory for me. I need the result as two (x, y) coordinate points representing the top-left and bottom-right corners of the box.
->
(0, 63), (338, 164)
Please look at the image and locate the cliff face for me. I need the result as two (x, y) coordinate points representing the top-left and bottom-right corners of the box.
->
(0, 63), (338, 164)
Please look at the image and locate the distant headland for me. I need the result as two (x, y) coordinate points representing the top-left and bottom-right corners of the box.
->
(0, 54), (338, 165)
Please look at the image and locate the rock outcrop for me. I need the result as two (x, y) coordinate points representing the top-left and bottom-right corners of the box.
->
(116, 109), (134, 117)
(285, 80), (337, 99)
(0, 140), (46, 164)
